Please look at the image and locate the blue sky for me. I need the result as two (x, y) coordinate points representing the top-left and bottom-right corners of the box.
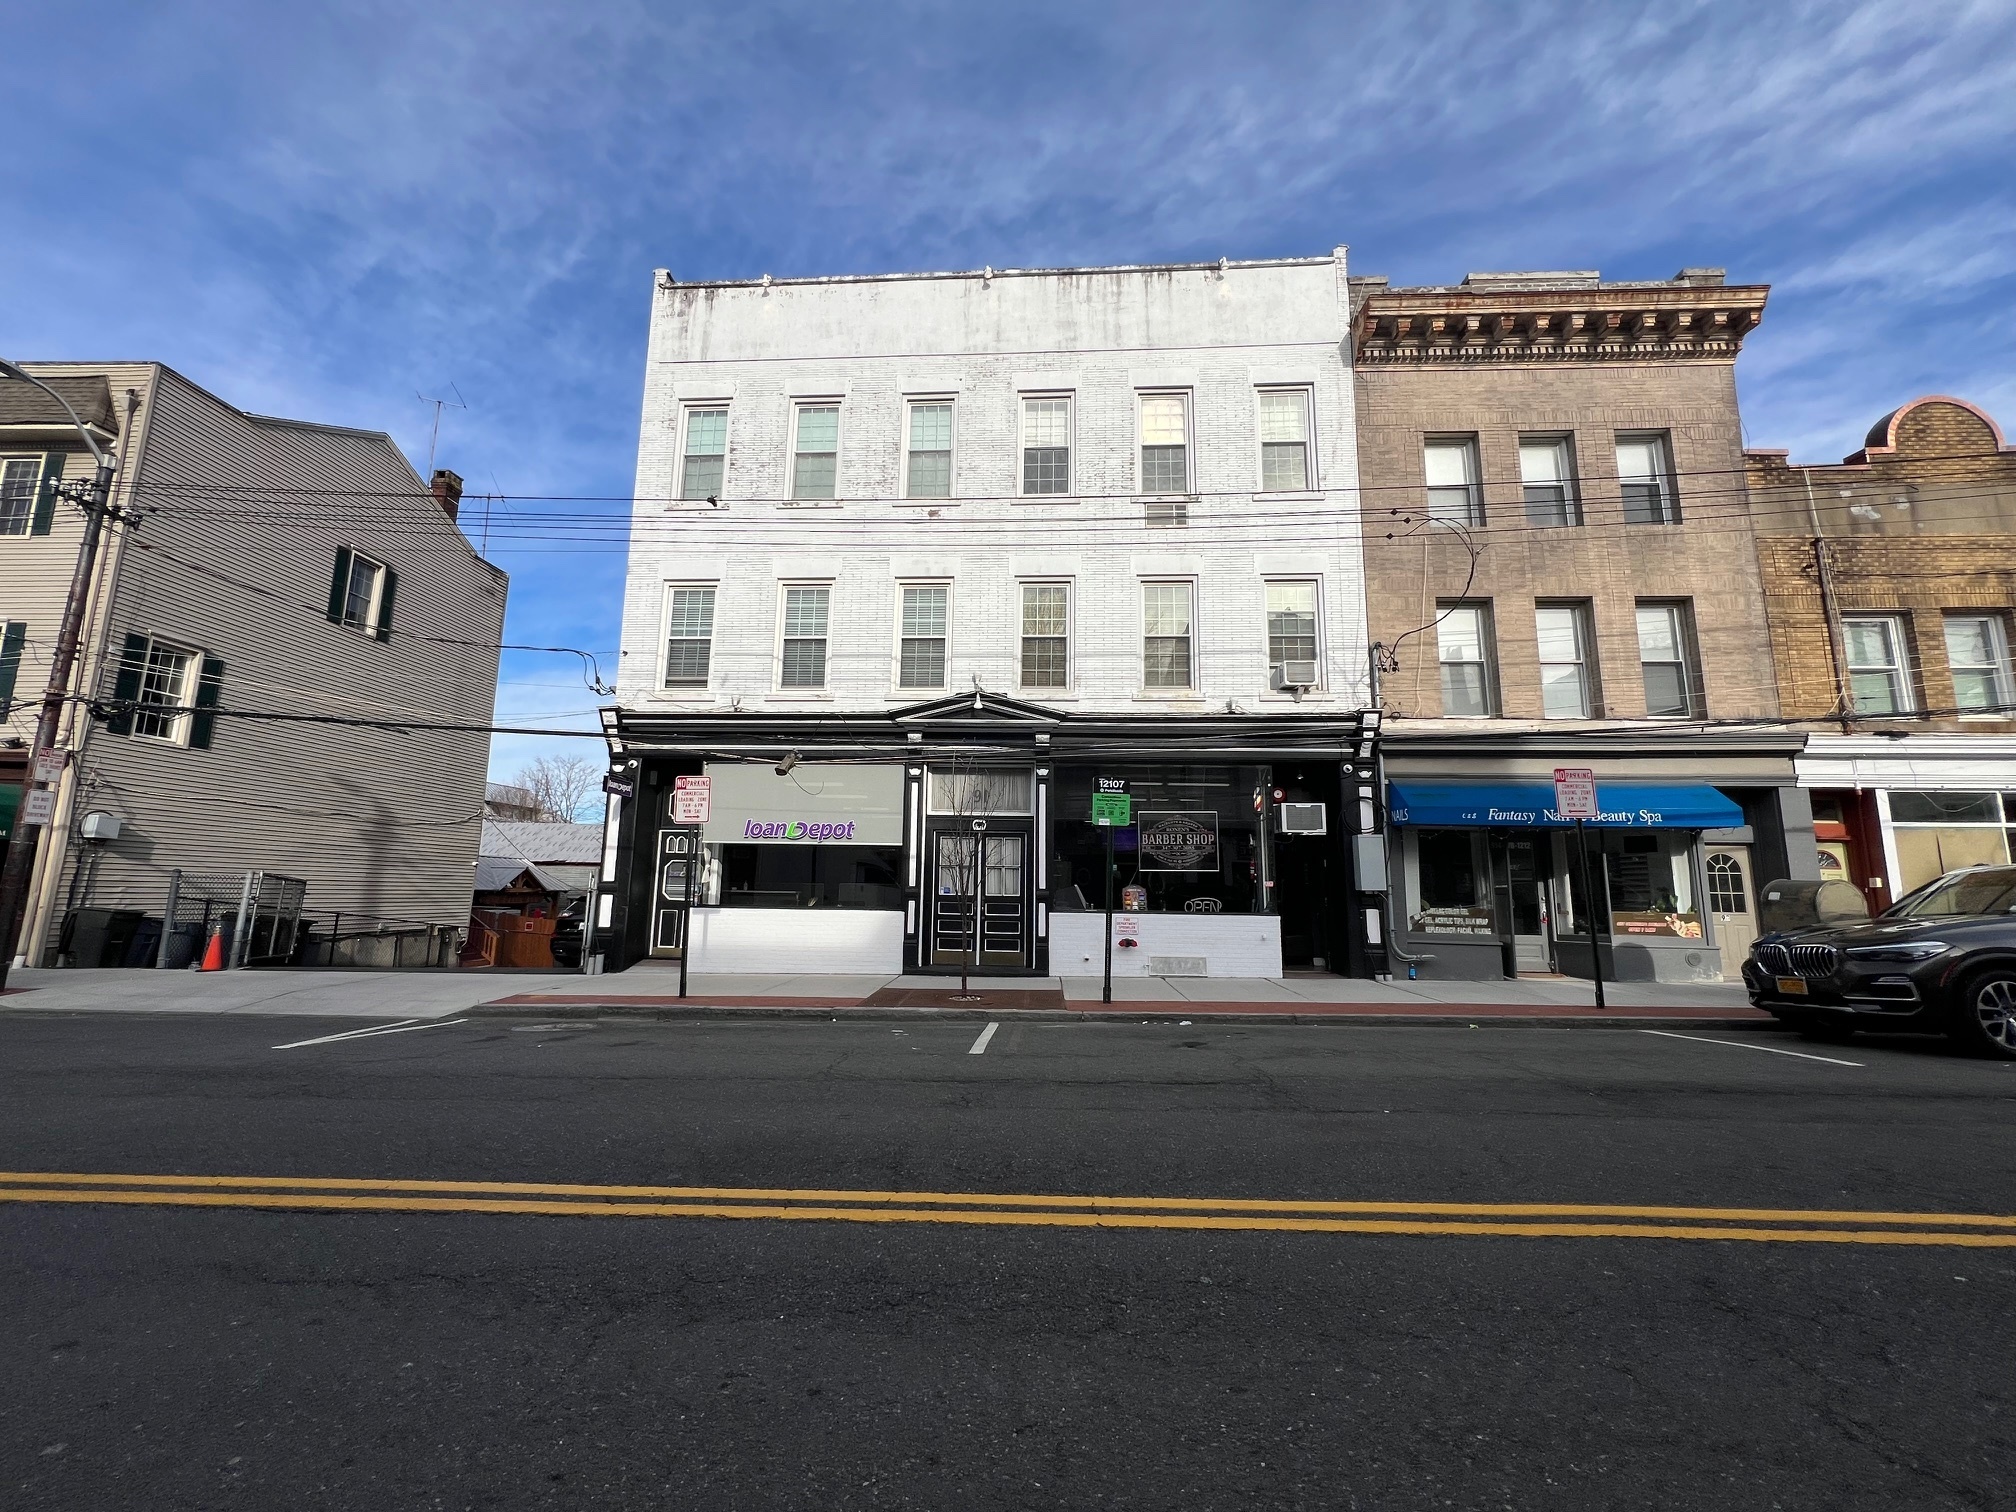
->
(6, 1), (2013, 780)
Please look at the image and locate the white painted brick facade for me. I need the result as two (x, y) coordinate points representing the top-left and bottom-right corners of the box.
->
(617, 254), (1370, 717)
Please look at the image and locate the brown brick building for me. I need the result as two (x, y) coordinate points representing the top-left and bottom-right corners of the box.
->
(1350, 268), (1815, 983)
(1744, 396), (2016, 912)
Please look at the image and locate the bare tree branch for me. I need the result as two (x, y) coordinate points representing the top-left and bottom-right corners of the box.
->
(511, 754), (602, 823)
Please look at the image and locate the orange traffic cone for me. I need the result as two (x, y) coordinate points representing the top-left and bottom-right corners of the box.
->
(198, 923), (226, 971)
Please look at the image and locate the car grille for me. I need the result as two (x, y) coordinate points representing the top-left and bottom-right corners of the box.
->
(1754, 942), (1840, 979)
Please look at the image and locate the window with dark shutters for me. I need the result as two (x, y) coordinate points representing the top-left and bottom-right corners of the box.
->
(30, 452), (64, 536)
(0, 621), (26, 713)
(327, 546), (354, 623)
(189, 656), (224, 749)
(375, 567), (397, 641)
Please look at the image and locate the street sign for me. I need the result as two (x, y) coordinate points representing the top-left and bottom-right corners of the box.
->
(1095, 776), (1129, 793)
(1092, 793), (1131, 827)
(31, 749), (67, 785)
(672, 774), (711, 824)
(602, 773), (636, 799)
(20, 788), (56, 827)
(1553, 766), (1598, 820)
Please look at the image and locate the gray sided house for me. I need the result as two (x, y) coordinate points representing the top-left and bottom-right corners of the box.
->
(0, 363), (507, 963)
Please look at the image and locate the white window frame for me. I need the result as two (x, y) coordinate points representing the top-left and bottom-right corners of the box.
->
(1262, 577), (1322, 691)
(1423, 436), (1483, 526)
(1141, 578), (1197, 693)
(337, 552), (387, 633)
(660, 582), (718, 691)
(1519, 434), (1580, 527)
(1616, 430), (1679, 525)
(1945, 613), (2016, 716)
(1255, 387), (1317, 494)
(0, 455), (40, 536)
(775, 581), (835, 693)
(1536, 601), (1598, 720)
(788, 399), (842, 503)
(676, 403), (730, 504)
(1018, 393), (1074, 498)
(1635, 599), (1699, 717)
(131, 638), (198, 746)
(900, 396), (956, 502)
(1137, 390), (1193, 498)
(1843, 614), (1914, 715)
(1435, 601), (1498, 718)
(894, 580), (952, 692)
(1017, 580), (1073, 693)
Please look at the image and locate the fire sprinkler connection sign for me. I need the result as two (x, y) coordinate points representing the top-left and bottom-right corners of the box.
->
(1552, 767), (1598, 821)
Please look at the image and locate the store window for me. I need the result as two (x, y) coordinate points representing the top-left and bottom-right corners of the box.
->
(1887, 789), (2014, 894)
(1049, 765), (1265, 914)
(1602, 831), (1701, 939)
(712, 844), (903, 910)
(927, 769), (1033, 815)
(1408, 829), (1495, 935)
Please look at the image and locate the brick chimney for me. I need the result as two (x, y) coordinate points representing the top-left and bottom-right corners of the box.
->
(430, 468), (464, 523)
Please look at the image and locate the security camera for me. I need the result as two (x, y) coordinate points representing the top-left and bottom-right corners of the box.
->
(775, 751), (800, 777)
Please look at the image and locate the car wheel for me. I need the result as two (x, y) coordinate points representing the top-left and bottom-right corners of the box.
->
(1952, 969), (2016, 1060)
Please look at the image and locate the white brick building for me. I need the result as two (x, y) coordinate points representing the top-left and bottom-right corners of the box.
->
(601, 254), (1381, 980)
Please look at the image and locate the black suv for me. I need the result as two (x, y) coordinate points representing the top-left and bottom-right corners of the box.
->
(1744, 865), (2016, 1058)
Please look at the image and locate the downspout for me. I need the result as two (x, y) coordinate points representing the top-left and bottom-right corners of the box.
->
(22, 383), (148, 964)
(1802, 471), (1851, 734)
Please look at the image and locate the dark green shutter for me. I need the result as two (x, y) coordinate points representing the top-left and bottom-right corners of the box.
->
(189, 656), (224, 750)
(327, 546), (353, 622)
(106, 633), (147, 736)
(0, 622), (25, 714)
(374, 566), (397, 642)
(30, 452), (64, 536)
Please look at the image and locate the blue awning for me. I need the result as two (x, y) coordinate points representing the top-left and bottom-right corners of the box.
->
(1388, 781), (1744, 830)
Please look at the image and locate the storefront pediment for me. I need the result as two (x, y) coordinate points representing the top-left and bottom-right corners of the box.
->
(891, 691), (1068, 723)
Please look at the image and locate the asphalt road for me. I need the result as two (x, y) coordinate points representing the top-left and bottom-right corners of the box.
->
(3, 1011), (2014, 1510)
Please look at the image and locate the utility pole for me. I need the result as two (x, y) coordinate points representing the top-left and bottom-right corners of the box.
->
(0, 362), (124, 989)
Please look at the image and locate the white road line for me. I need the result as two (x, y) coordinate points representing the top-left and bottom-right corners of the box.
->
(1639, 1029), (1863, 1068)
(969, 1021), (999, 1056)
(272, 1018), (466, 1051)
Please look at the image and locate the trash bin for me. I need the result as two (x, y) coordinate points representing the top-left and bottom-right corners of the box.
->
(125, 916), (163, 967)
(58, 908), (146, 968)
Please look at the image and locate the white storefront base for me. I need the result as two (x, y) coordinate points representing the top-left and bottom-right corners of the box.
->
(1049, 913), (1283, 978)
(688, 908), (904, 974)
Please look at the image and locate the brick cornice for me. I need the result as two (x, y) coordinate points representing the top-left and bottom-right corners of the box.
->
(1353, 286), (1768, 366)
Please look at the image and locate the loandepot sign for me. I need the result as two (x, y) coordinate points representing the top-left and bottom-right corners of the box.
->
(738, 819), (860, 842)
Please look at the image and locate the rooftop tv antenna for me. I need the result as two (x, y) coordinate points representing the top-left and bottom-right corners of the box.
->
(417, 383), (467, 474)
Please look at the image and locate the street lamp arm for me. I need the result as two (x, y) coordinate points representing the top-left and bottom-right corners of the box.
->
(0, 360), (114, 471)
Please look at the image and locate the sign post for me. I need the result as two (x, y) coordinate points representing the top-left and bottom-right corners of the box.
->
(1093, 778), (1131, 1005)
(671, 777), (712, 999)
(1553, 767), (1604, 1009)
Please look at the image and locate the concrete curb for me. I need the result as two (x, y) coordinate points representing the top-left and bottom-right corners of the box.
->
(466, 1001), (1782, 1030)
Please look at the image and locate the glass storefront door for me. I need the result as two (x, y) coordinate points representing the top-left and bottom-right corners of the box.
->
(928, 828), (1032, 970)
(1491, 833), (1555, 974)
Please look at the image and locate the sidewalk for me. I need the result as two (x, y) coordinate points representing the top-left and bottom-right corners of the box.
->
(0, 964), (1771, 1027)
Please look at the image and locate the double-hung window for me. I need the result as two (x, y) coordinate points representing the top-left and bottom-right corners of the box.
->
(1143, 581), (1194, 690)
(1945, 614), (2015, 714)
(898, 584), (949, 690)
(1019, 583), (1069, 689)
(1423, 438), (1482, 526)
(0, 456), (40, 535)
(791, 404), (840, 500)
(1617, 432), (1677, 524)
(905, 401), (953, 499)
(1844, 615), (1913, 714)
(1536, 602), (1598, 718)
(1021, 396), (1072, 496)
(133, 641), (197, 743)
(779, 585), (832, 689)
(663, 586), (716, 688)
(679, 408), (728, 501)
(1436, 602), (1497, 717)
(1636, 600), (1699, 716)
(1139, 393), (1190, 495)
(1519, 436), (1578, 526)
(1258, 390), (1312, 491)
(339, 554), (385, 630)
(1265, 581), (1318, 687)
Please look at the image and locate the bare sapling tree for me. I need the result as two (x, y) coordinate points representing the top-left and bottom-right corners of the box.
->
(512, 753), (602, 822)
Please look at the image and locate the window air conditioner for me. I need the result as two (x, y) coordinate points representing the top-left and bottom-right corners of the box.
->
(1277, 802), (1327, 835)
(1272, 659), (1319, 690)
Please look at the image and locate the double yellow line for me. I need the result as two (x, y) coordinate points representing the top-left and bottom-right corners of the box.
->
(4, 1171), (2015, 1246)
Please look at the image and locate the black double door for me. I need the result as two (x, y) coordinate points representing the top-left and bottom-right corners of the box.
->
(926, 822), (1032, 971)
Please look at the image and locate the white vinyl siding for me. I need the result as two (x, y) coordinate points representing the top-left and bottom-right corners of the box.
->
(1257, 389), (1312, 492)
(679, 408), (728, 501)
